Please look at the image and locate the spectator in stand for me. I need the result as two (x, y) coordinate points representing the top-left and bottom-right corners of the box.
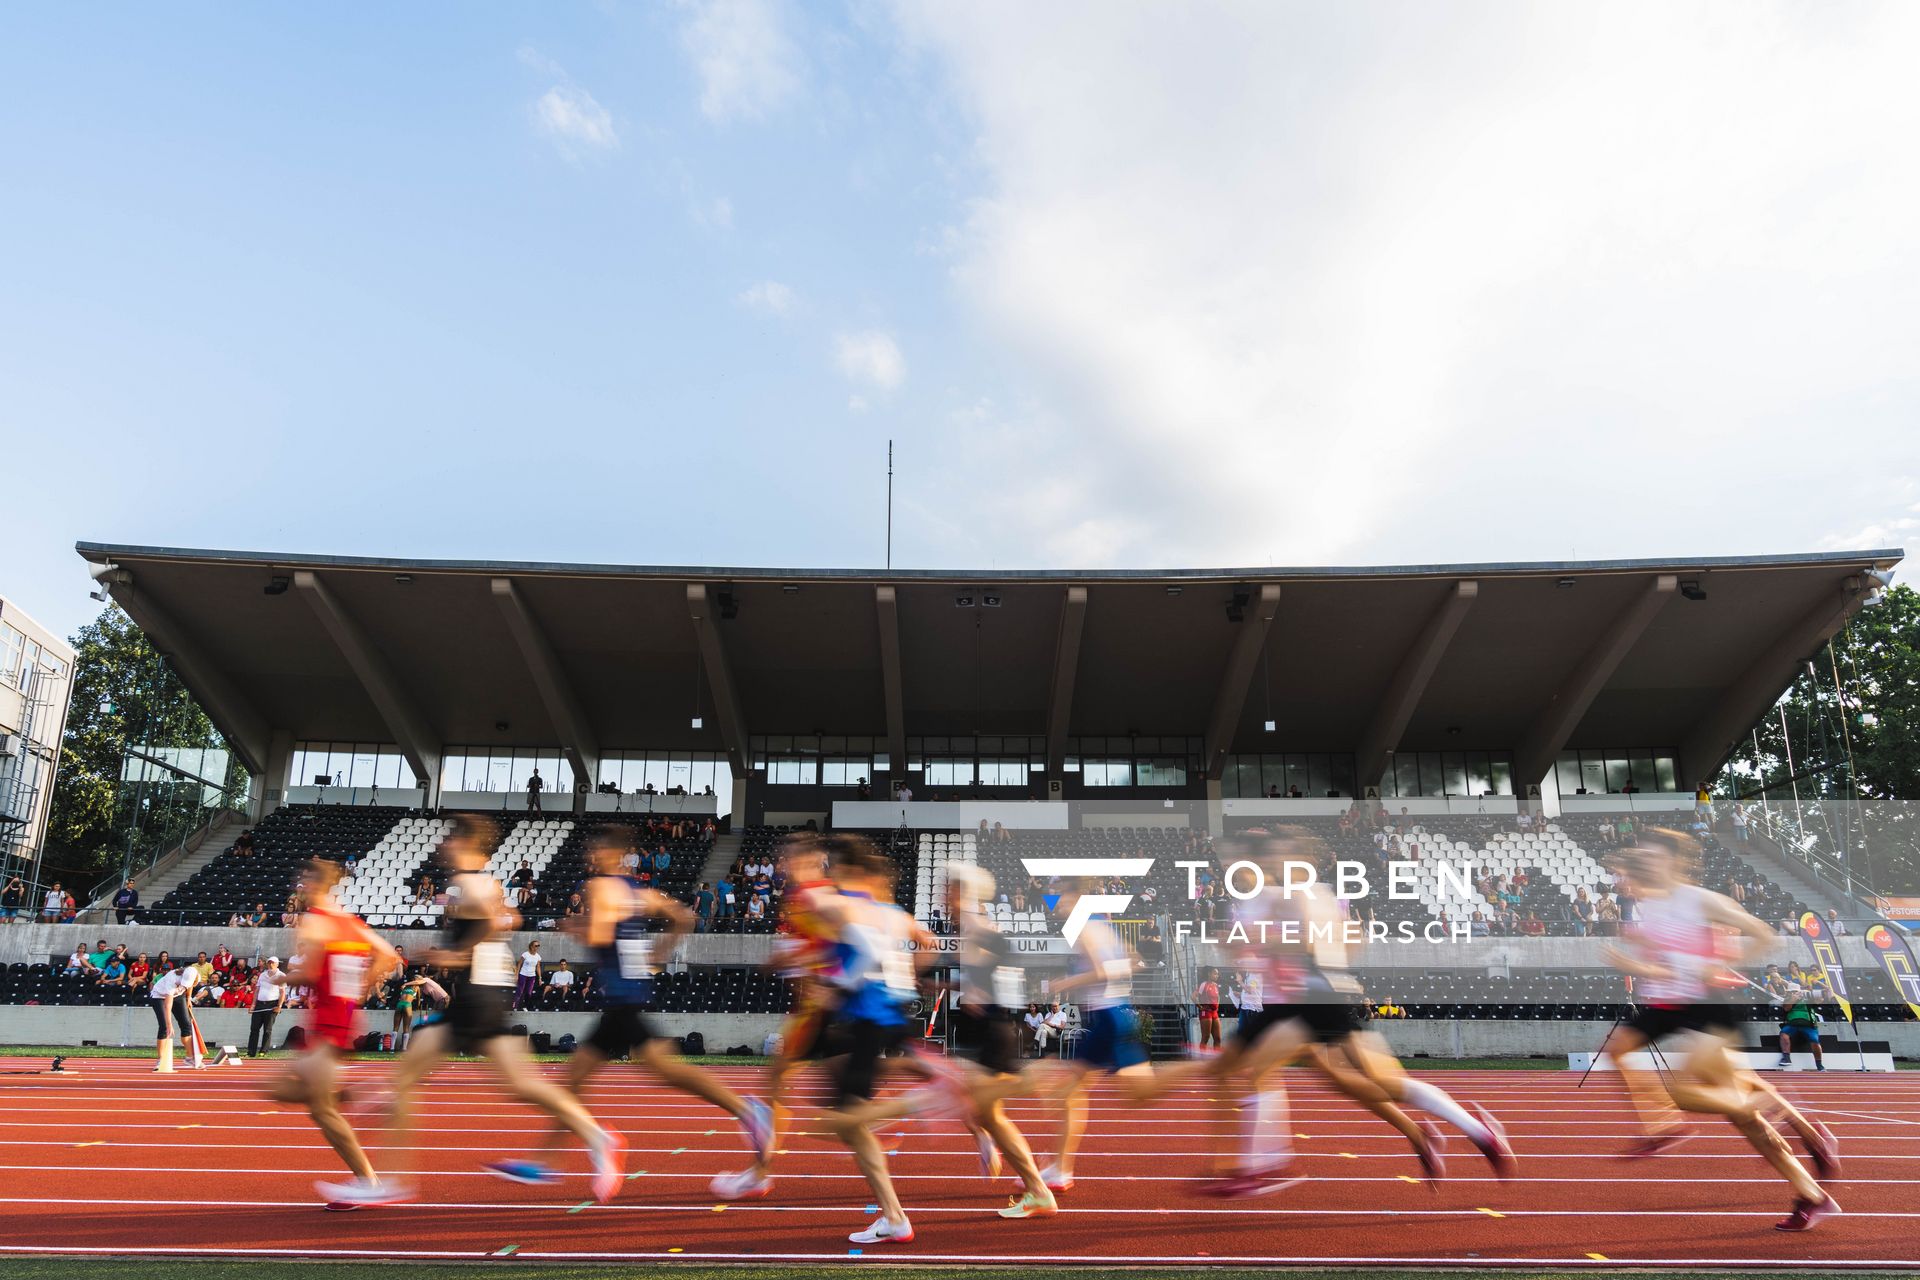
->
(526, 767), (544, 812)
(714, 873), (737, 925)
(63, 946), (92, 976)
(212, 945), (236, 980)
(234, 829), (256, 857)
(694, 882), (715, 932)
(1023, 1003), (1046, 1056)
(42, 882), (64, 922)
(745, 893), (767, 923)
(514, 941), (543, 1010)
(510, 861), (536, 906)
(112, 881), (140, 925)
(542, 958), (576, 1005)
(128, 952), (152, 991)
(192, 951), (214, 986)
(0, 874), (21, 923)
(1825, 908), (1848, 937)
(222, 975), (253, 1009)
(281, 892), (303, 929)
(244, 902), (269, 927)
(1732, 803), (1750, 844)
(1573, 889), (1595, 937)
(98, 953), (129, 987)
(856, 777), (872, 799)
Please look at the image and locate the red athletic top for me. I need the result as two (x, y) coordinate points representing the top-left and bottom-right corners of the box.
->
(1195, 981), (1220, 1016)
(306, 904), (376, 1051)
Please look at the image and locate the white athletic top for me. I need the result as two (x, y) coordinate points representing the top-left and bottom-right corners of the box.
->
(1632, 884), (1719, 1003)
(1070, 918), (1133, 1010)
(150, 970), (184, 1000)
(518, 950), (540, 977)
(255, 970), (285, 1005)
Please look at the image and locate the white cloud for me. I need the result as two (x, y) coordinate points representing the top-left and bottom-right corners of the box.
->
(834, 330), (906, 391)
(522, 50), (618, 157)
(738, 280), (795, 314)
(677, 0), (804, 123)
(888, 3), (1920, 566)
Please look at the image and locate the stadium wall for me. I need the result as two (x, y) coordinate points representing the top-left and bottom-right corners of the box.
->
(5, 922), (1903, 972)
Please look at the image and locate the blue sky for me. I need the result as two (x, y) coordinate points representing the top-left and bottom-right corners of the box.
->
(5, 1), (1919, 640)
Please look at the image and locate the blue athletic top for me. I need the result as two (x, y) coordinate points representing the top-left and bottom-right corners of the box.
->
(591, 875), (656, 1006)
(830, 890), (915, 1028)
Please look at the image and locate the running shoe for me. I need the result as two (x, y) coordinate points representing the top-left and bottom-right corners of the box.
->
(1806, 1119), (1842, 1182)
(1199, 1168), (1302, 1199)
(315, 1177), (414, 1208)
(1620, 1128), (1690, 1159)
(710, 1167), (773, 1200)
(1415, 1117), (1447, 1186)
(998, 1190), (1059, 1218)
(1038, 1162), (1074, 1192)
(1774, 1054), (1794, 1070)
(849, 1215), (915, 1244)
(1469, 1102), (1517, 1179)
(972, 1123), (1002, 1182)
(484, 1159), (559, 1186)
(589, 1129), (628, 1204)
(739, 1097), (774, 1162)
(1775, 1193), (1842, 1232)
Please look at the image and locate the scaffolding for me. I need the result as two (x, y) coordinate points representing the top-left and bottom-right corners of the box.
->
(1, 659), (61, 890)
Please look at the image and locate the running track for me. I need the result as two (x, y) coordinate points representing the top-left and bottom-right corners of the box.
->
(1, 1059), (1917, 1269)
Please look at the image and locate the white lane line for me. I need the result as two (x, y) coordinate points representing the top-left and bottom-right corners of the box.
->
(0, 1244), (1912, 1268)
(1, 1194), (1918, 1219)
(1809, 1107), (1920, 1128)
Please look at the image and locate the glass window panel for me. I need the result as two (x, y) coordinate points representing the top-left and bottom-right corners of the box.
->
(1442, 752), (1467, 797)
(1329, 754), (1356, 798)
(1308, 755), (1332, 797)
(1603, 756), (1631, 793)
(1419, 753), (1445, 797)
(1628, 752), (1656, 791)
(1655, 756), (1678, 792)
(1556, 753), (1581, 796)
(1285, 754), (1310, 796)
(1396, 755), (1423, 797)
(1578, 755), (1606, 795)
(1260, 756), (1286, 794)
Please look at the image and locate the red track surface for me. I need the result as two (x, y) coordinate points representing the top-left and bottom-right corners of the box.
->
(2, 1058), (1917, 1269)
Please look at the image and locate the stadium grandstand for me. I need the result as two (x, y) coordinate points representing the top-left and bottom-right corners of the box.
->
(0, 541), (1905, 1064)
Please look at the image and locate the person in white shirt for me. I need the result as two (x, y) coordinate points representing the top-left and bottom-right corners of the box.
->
(149, 961), (205, 1073)
(249, 958), (286, 1057)
(514, 943), (543, 1010)
(543, 959), (576, 1001)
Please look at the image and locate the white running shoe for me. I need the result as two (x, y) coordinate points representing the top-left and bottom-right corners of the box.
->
(315, 1177), (414, 1208)
(710, 1166), (773, 1200)
(1039, 1162), (1074, 1192)
(849, 1215), (914, 1244)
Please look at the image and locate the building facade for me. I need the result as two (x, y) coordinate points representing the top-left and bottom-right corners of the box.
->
(0, 594), (76, 883)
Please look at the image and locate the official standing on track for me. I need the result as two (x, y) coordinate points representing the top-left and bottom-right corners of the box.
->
(249, 957), (287, 1057)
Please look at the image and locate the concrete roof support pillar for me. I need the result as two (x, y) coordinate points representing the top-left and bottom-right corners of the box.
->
(1513, 574), (1675, 791)
(103, 579), (269, 776)
(293, 570), (441, 794)
(490, 577), (600, 808)
(686, 584), (751, 781)
(1354, 580), (1480, 790)
(1679, 576), (1871, 788)
(1045, 586), (1089, 779)
(875, 586), (907, 787)
(1201, 584), (1282, 780)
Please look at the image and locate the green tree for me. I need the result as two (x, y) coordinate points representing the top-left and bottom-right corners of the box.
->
(44, 605), (243, 884)
(1718, 583), (1920, 892)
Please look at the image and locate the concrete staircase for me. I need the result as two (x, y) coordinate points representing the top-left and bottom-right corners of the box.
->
(696, 831), (744, 890)
(1738, 830), (1861, 918)
(82, 810), (247, 922)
